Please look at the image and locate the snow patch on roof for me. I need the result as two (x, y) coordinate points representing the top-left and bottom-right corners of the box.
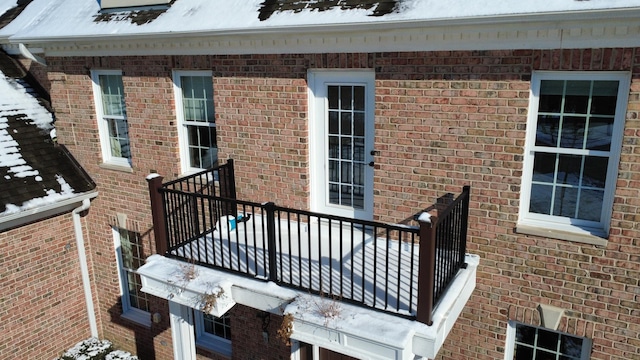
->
(7, 0), (640, 41)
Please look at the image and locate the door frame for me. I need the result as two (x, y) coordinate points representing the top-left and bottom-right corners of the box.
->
(307, 69), (375, 220)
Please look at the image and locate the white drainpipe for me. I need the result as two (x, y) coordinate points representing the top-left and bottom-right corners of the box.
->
(73, 197), (99, 337)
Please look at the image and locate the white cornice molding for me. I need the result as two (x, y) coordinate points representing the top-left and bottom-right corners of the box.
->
(14, 11), (640, 57)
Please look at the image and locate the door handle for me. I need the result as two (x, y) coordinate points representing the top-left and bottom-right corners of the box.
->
(368, 161), (375, 167)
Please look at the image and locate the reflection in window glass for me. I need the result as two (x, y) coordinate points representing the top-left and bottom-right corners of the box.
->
(511, 322), (590, 360)
(529, 78), (619, 224)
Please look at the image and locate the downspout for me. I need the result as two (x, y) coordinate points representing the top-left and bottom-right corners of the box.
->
(73, 197), (99, 337)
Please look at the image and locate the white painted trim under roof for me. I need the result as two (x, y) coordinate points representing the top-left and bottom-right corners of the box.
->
(10, 8), (640, 57)
(0, 191), (98, 232)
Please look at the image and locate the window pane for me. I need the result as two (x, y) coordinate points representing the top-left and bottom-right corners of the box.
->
(539, 80), (564, 113)
(100, 75), (126, 116)
(537, 328), (560, 351)
(529, 184), (553, 215)
(560, 117), (586, 149)
(582, 156), (608, 188)
(352, 185), (364, 209)
(515, 323), (536, 346)
(536, 115), (560, 147)
(328, 86), (339, 109)
(354, 112), (365, 137)
(532, 152), (556, 183)
(341, 185), (352, 206)
(329, 111), (339, 135)
(556, 154), (581, 186)
(560, 334), (584, 357)
(341, 137), (352, 160)
(553, 186), (578, 217)
(328, 136), (339, 159)
(353, 86), (365, 111)
(340, 86), (352, 110)
(578, 189), (604, 221)
(341, 112), (352, 136)
(514, 345), (534, 360)
(586, 118), (613, 151)
(563, 80), (590, 114)
(591, 80), (619, 115)
(328, 159), (338, 182)
(182, 76), (214, 123)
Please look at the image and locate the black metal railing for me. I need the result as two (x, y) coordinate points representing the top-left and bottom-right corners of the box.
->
(147, 161), (470, 325)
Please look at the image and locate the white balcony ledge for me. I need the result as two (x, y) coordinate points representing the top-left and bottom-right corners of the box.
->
(138, 253), (478, 359)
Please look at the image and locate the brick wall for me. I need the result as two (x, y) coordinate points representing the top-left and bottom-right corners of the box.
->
(0, 214), (92, 359)
(47, 48), (640, 359)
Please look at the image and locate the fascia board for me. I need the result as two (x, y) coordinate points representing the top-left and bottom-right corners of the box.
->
(0, 191), (98, 232)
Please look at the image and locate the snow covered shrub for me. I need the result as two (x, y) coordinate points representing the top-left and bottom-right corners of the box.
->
(55, 338), (138, 360)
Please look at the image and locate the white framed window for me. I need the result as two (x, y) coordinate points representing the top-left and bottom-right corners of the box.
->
(113, 227), (151, 327)
(194, 311), (231, 357)
(518, 71), (630, 239)
(173, 71), (218, 174)
(91, 70), (132, 168)
(504, 321), (592, 359)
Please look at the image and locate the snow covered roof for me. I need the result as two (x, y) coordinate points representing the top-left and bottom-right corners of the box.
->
(0, 50), (95, 228)
(3, 0), (640, 42)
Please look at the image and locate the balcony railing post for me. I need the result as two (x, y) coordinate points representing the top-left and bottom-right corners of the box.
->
(459, 185), (471, 267)
(417, 214), (438, 326)
(264, 202), (278, 283)
(147, 174), (167, 256)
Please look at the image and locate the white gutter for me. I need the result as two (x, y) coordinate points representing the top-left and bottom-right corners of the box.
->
(0, 192), (97, 231)
(72, 194), (99, 337)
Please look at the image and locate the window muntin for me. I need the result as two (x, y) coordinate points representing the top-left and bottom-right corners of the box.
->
(174, 71), (218, 173)
(114, 227), (150, 325)
(195, 311), (231, 356)
(519, 72), (629, 237)
(92, 71), (131, 167)
(505, 321), (592, 360)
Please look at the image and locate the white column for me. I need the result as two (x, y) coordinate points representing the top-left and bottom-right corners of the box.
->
(169, 300), (196, 360)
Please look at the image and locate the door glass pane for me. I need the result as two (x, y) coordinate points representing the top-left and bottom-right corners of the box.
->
(325, 83), (366, 210)
(341, 113), (352, 135)
(340, 86), (352, 110)
(341, 137), (352, 160)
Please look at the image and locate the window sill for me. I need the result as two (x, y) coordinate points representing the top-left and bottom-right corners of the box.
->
(100, 162), (133, 173)
(515, 224), (608, 247)
(121, 309), (151, 328)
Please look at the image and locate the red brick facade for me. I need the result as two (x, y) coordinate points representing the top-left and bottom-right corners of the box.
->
(1, 215), (92, 359)
(46, 48), (640, 359)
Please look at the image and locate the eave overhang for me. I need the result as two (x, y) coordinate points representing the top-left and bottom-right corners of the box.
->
(8, 8), (640, 57)
(139, 254), (479, 359)
(0, 191), (98, 232)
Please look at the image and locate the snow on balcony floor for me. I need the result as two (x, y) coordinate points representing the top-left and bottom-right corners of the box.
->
(170, 213), (455, 316)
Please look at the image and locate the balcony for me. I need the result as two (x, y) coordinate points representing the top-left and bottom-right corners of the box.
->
(139, 160), (478, 359)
